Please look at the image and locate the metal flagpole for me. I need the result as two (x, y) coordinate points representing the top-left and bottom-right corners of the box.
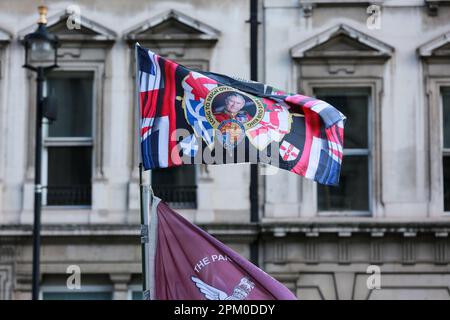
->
(139, 163), (152, 300)
(135, 42), (152, 300)
(138, 164), (146, 294)
(146, 183), (159, 300)
(249, 0), (260, 266)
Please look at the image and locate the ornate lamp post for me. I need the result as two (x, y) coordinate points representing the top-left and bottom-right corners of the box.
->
(22, 5), (59, 300)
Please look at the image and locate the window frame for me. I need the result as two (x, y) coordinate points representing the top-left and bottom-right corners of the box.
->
(427, 78), (450, 216)
(20, 20), (113, 221)
(127, 284), (142, 300)
(0, 33), (12, 212)
(39, 284), (113, 300)
(442, 88), (450, 158)
(0, 39), (7, 199)
(298, 79), (382, 217)
(443, 88), (450, 209)
(314, 87), (372, 215)
(41, 67), (97, 209)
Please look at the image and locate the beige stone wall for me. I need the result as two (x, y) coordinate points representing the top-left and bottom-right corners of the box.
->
(0, 0), (450, 299)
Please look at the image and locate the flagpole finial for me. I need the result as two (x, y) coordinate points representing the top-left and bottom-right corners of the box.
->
(37, 5), (48, 24)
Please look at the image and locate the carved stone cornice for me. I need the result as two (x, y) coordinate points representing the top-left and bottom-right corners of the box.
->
(124, 9), (220, 50)
(291, 23), (393, 62)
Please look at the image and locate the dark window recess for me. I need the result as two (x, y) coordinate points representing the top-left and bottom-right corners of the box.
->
(47, 72), (93, 137)
(316, 89), (368, 149)
(444, 157), (450, 212)
(42, 291), (112, 300)
(44, 71), (94, 206)
(47, 147), (92, 206)
(318, 155), (369, 211)
(443, 156), (450, 211)
(131, 291), (142, 300)
(152, 166), (197, 209)
(443, 89), (450, 211)
(315, 88), (370, 212)
(443, 88), (450, 149)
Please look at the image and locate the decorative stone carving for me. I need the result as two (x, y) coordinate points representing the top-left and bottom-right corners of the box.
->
(418, 29), (450, 58)
(402, 237), (416, 265)
(291, 23), (393, 61)
(0, 264), (13, 300)
(124, 9), (220, 54)
(18, 9), (116, 45)
(424, 0), (450, 16)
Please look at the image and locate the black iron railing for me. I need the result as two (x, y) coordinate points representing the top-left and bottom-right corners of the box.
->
(43, 185), (196, 208)
(45, 185), (92, 206)
(152, 185), (197, 209)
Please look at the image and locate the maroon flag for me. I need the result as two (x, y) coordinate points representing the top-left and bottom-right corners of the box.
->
(146, 196), (297, 300)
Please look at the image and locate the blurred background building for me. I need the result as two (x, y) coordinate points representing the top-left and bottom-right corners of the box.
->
(1, 0), (450, 300)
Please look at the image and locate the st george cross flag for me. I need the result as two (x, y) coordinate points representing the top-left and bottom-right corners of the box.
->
(136, 44), (346, 185)
(146, 196), (297, 300)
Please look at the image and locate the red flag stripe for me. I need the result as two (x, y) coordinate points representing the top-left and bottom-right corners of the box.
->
(162, 59), (182, 167)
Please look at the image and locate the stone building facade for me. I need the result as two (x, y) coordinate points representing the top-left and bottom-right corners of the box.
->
(1, 0), (450, 299)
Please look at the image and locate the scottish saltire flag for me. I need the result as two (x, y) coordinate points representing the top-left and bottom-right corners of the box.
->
(136, 44), (346, 185)
(145, 196), (297, 300)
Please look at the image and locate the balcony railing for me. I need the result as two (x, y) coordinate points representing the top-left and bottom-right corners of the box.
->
(42, 185), (196, 209)
(153, 185), (197, 209)
(44, 185), (92, 206)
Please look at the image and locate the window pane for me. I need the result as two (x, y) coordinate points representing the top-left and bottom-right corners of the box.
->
(443, 88), (450, 149)
(42, 291), (112, 300)
(318, 155), (369, 211)
(444, 156), (450, 211)
(47, 72), (93, 137)
(152, 166), (196, 208)
(131, 291), (142, 300)
(315, 88), (369, 149)
(47, 146), (92, 205)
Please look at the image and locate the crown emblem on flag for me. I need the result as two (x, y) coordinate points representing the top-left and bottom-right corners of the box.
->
(230, 277), (255, 300)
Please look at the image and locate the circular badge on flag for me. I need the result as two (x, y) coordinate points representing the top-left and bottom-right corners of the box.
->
(204, 86), (265, 131)
(216, 119), (246, 150)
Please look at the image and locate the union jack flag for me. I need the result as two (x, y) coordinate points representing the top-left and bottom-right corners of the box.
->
(136, 44), (346, 185)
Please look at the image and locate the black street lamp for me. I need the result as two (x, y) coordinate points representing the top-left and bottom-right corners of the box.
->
(22, 5), (58, 300)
